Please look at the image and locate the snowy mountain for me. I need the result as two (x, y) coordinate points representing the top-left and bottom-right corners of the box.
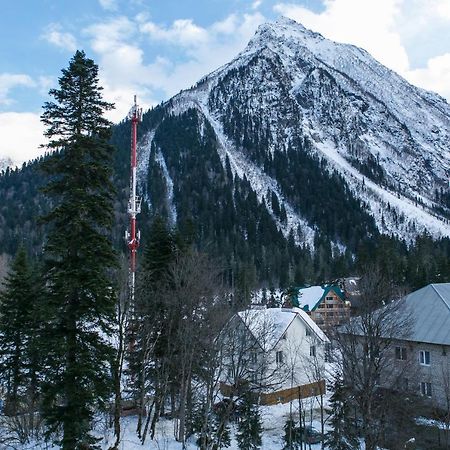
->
(137, 17), (450, 247)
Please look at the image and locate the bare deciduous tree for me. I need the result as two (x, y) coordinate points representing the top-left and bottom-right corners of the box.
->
(336, 268), (414, 450)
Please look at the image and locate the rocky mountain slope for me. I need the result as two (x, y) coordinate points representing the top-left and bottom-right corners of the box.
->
(1, 17), (449, 286)
(137, 17), (450, 248)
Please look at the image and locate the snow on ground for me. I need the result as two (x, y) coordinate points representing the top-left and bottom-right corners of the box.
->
(416, 416), (450, 430)
(98, 400), (328, 450)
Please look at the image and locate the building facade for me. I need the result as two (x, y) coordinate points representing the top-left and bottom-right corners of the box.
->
(219, 306), (330, 405)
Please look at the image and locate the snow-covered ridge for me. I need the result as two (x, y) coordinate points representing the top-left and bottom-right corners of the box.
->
(140, 17), (450, 242)
(166, 88), (317, 248)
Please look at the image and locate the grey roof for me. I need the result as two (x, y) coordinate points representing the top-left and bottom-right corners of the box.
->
(404, 283), (450, 346)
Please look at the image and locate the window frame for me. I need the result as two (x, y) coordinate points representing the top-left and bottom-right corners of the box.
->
(419, 350), (431, 366)
(276, 350), (283, 365)
(395, 346), (407, 361)
(420, 381), (432, 397)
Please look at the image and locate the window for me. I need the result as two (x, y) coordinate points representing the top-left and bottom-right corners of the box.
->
(326, 304), (334, 309)
(395, 346), (407, 361)
(310, 345), (316, 357)
(420, 382), (432, 397)
(251, 352), (257, 364)
(419, 350), (431, 366)
(276, 351), (283, 365)
(305, 327), (311, 336)
(326, 296), (333, 301)
(251, 371), (258, 384)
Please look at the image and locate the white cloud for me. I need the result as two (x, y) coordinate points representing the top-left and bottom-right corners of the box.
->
(84, 13), (266, 122)
(211, 14), (239, 34)
(42, 24), (77, 52)
(140, 19), (209, 47)
(0, 74), (35, 106)
(0, 112), (47, 164)
(252, 0), (263, 10)
(85, 17), (135, 54)
(406, 53), (450, 99)
(434, 0), (450, 19)
(99, 0), (117, 11)
(274, 0), (410, 74)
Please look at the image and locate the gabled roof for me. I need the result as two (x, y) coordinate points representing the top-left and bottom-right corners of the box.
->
(296, 285), (345, 312)
(291, 307), (329, 343)
(237, 307), (329, 352)
(403, 283), (450, 345)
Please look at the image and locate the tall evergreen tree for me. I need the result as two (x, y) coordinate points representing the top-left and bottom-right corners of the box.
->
(325, 371), (359, 450)
(236, 392), (263, 450)
(0, 246), (41, 417)
(39, 50), (117, 449)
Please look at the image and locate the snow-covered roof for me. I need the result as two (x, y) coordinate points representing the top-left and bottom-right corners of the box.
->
(291, 307), (329, 343)
(297, 286), (325, 311)
(237, 307), (329, 351)
(238, 308), (296, 351)
(296, 285), (345, 311)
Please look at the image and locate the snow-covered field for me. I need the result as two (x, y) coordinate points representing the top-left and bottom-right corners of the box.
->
(10, 397), (327, 450)
(99, 401), (326, 450)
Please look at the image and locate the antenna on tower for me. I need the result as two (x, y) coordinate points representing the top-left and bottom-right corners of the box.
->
(125, 95), (143, 303)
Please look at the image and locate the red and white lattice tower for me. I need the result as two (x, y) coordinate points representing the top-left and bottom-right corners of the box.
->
(125, 95), (142, 302)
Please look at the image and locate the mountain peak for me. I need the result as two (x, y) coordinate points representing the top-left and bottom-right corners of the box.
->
(254, 16), (324, 42)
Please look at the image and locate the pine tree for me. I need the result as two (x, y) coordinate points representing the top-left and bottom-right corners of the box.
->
(0, 247), (42, 418)
(236, 392), (263, 450)
(39, 50), (117, 449)
(324, 371), (359, 450)
(282, 417), (300, 450)
(130, 215), (177, 437)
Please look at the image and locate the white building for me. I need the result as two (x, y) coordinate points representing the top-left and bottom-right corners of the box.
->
(219, 306), (330, 405)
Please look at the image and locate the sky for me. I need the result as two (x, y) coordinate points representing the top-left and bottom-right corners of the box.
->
(1, 0), (450, 165)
